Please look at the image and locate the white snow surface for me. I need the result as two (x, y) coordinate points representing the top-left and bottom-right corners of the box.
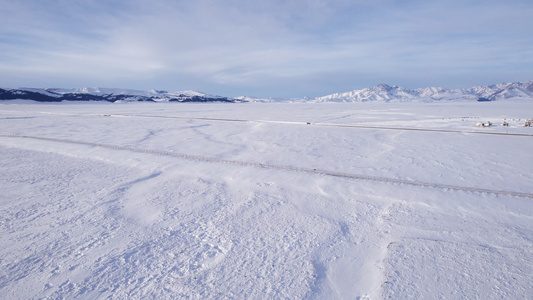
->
(1, 100), (532, 299)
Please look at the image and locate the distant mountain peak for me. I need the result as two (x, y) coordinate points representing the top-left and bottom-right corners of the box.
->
(372, 83), (394, 91)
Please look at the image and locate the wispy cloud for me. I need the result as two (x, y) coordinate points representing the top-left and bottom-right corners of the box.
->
(1, 0), (532, 97)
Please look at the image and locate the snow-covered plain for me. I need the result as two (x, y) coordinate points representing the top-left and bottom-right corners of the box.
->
(1, 100), (532, 299)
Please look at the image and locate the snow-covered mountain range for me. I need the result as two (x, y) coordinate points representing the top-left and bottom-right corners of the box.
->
(1, 80), (532, 103)
(312, 81), (533, 103)
(0, 87), (236, 103)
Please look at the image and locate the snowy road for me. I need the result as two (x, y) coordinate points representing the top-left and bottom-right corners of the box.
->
(111, 113), (533, 137)
(1, 101), (532, 299)
(4, 108), (533, 136)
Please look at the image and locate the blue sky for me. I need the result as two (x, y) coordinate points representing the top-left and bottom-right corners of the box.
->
(1, 0), (532, 98)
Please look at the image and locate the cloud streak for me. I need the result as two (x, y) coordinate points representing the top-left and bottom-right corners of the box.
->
(1, 0), (532, 97)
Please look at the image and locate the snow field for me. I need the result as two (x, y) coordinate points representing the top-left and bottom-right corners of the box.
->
(1, 100), (532, 299)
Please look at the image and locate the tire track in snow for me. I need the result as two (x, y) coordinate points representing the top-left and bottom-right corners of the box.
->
(1, 134), (532, 199)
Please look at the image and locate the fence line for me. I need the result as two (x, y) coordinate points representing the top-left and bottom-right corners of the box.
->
(1, 134), (532, 199)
